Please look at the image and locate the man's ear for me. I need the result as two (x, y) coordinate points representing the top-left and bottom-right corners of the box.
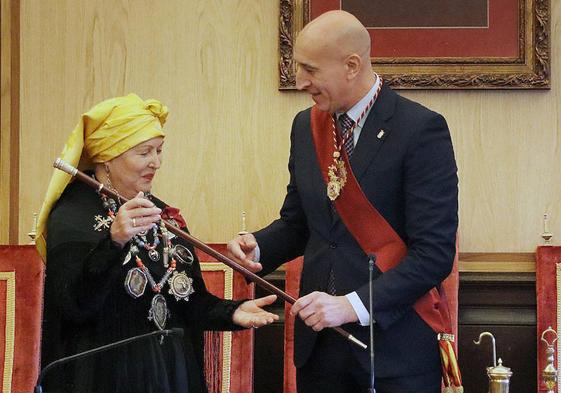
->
(345, 53), (362, 80)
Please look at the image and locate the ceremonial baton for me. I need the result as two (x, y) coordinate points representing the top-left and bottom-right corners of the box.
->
(53, 158), (367, 350)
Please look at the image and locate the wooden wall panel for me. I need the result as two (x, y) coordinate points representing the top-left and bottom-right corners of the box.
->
(459, 272), (536, 393)
(0, 0), (12, 244)
(0, 0), (19, 245)
(402, 85), (561, 252)
(13, 0), (561, 254)
(19, 0), (309, 244)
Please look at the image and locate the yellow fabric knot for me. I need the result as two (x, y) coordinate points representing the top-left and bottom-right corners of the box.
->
(145, 99), (169, 126)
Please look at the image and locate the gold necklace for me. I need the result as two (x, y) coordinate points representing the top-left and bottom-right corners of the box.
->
(326, 78), (383, 201)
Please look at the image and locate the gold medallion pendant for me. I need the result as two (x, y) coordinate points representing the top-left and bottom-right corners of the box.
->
(327, 156), (347, 201)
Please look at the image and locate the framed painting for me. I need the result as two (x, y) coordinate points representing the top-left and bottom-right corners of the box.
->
(279, 0), (550, 89)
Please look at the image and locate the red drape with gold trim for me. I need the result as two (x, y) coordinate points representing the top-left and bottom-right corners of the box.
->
(197, 244), (255, 393)
(536, 246), (561, 393)
(0, 245), (44, 393)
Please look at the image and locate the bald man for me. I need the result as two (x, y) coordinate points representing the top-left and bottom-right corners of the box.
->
(228, 10), (458, 393)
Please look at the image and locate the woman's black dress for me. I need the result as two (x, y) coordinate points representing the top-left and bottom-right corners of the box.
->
(41, 179), (243, 393)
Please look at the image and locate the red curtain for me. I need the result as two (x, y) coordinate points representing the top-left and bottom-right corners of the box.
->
(197, 244), (255, 393)
(536, 246), (561, 393)
(0, 245), (44, 393)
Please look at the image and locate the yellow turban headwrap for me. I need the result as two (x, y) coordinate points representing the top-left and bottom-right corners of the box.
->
(36, 93), (168, 260)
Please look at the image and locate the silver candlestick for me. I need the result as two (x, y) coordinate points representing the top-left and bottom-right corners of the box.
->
(28, 212), (38, 244)
(238, 210), (249, 235)
(542, 213), (554, 245)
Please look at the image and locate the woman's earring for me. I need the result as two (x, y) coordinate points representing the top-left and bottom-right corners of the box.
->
(104, 163), (115, 190)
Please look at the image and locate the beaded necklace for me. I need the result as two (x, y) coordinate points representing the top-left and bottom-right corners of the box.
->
(99, 193), (195, 330)
(134, 224), (160, 262)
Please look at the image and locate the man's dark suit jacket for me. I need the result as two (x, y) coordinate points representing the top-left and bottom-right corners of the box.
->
(254, 84), (458, 378)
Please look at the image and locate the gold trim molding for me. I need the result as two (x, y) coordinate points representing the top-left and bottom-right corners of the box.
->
(201, 263), (233, 393)
(1, 271), (16, 393)
(459, 252), (535, 273)
(552, 262), (561, 376)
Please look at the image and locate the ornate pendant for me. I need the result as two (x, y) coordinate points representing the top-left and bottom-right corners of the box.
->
(327, 158), (347, 201)
(168, 271), (195, 301)
(123, 251), (132, 265)
(148, 294), (169, 330)
(327, 179), (342, 201)
(93, 214), (113, 232)
(172, 244), (194, 265)
(148, 249), (160, 262)
(122, 245), (139, 265)
(124, 267), (148, 298)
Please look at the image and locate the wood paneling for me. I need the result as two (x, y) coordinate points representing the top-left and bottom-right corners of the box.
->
(0, 0), (11, 243)
(18, 0), (309, 244)
(0, 0), (19, 244)
(459, 272), (536, 393)
(459, 252), (535, 272)
(401, 71), (561, 251)
(10, 0), (561, 255)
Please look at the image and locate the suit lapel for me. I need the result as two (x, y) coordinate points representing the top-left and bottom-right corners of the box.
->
(349, 84), (397, 182)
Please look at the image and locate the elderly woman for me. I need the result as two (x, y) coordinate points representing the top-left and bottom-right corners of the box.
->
(36, 94), (277, 393)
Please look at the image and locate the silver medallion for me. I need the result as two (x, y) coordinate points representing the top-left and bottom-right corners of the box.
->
(168, 271), (195, 301)
(148, 294), (169, 330)
(124, 267), (147, 298)
(172, 244), (194, 265)
(148, 249), (160, 262)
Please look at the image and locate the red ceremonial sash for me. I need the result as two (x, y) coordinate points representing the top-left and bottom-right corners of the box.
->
(310, 106), (451, 334)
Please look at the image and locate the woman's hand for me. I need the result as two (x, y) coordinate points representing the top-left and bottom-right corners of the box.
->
(232, 295), (279, 328)
(110, 192), (162, 247)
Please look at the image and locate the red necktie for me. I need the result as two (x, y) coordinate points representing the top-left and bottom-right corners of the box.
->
(338, 113), (355, 156)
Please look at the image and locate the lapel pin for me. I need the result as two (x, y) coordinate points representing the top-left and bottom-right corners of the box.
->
(377, 129), (385, 139)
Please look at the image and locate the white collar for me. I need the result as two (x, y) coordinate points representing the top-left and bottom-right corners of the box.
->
(338, 73), (380, 127)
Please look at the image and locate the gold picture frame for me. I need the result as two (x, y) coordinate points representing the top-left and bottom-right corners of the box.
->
(279, 0), (550, 89)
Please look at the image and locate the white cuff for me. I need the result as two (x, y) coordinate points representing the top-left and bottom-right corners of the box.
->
(345, 291), (371, 326)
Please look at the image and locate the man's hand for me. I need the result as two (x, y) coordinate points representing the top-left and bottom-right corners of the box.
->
(226, 233), (262, 273)
(232, 295), (279, 328)
(290, 291), (358, 331)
